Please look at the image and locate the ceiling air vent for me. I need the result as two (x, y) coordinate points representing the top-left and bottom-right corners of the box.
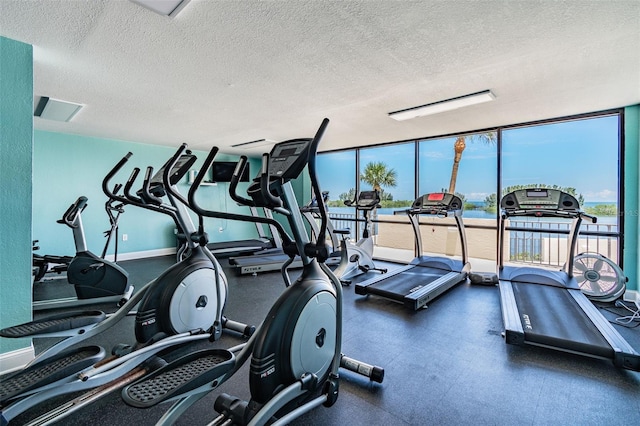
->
(34, 97), (83, 122)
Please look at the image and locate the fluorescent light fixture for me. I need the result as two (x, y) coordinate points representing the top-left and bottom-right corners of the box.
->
(130, 0), (190, 17)
(231, 139), (277, 150)
(389, 90), (496, 121)
(34, 97), (83, 122)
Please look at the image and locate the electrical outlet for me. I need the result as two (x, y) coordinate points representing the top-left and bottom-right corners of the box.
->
(122, 234), (128, 241)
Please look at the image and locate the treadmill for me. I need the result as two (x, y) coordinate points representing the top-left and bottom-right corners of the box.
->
(227, 204), (303, 274)
(204, 207), (279, 257)
(355, 192), (470, 310)
(497, 188), (640, 370)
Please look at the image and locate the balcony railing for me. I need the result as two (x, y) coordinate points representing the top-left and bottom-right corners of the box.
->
(328, 213), (619, 266)
(506, 220), (618, 266)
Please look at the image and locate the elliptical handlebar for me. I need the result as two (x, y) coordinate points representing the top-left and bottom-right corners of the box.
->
(303, 117), (330, 261)
(259, 153), (284, 209)
(228, 156), (255, 207)
(102, 152), (178, 220)
(141, 167), (164, 206)
(106, 184), (125, 213)
(123, 168), (144, 204)
(161, 143), (193, 209)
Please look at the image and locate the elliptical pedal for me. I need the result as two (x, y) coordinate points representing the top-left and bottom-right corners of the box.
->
(0, 346), (105, 403)
(0, 311), (106, 338)
(122, 349), (235, 408)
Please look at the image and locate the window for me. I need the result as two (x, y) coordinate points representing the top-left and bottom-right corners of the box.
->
(418, 132), (498, 264)
(316, 150), (357, 239)
(418, 133), (497, 221)
(315, 111), (622, 269)
(500, 114), (620, 266)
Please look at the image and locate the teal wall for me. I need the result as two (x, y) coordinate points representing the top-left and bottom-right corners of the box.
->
(624, 105), (639, 292)
(33, 131), (265, 258)
(0, 37), (33, 354)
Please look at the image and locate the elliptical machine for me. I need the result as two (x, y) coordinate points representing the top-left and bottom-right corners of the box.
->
(119, 118), (383, 425)
(32, 195), (133, 311)
(332, 190), (387, 284)
(0, 149), (254, 425)
(100, 191), (125, 261)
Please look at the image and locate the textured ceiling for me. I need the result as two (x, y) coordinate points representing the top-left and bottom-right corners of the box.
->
(1, 0), (639, 154)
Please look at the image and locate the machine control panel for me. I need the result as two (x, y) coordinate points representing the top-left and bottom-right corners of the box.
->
(501, 188), (580, 213)
(410, 192), (463, 215)
(151, 154), (197, 187)
(269, 138), (312, 181)
(346, 190), (381, 210)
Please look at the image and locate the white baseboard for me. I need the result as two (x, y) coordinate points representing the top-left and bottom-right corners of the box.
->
(0, 345), (34, 375)
(104, 247), (176, 262)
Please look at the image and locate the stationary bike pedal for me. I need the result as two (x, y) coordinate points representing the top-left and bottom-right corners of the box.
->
(0, 310), (106, 338)
(122, 349), (235, 408)
(0, 345), (105, 404)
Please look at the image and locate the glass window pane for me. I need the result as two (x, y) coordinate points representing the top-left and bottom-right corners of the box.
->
(317, 150), (357, 240)
(501, 115), (620, 266)
(358, 143), (415, 261)
(418, 133), (498, 267)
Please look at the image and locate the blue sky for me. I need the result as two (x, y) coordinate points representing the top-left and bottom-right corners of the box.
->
(317, 114), (619, 203)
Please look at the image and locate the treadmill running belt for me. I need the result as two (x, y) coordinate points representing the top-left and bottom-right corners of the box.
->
(512, 282), (613, 359)
(366, 267), (444, 301)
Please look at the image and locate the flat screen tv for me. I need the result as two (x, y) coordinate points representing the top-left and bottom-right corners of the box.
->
(210, 161), (250, 183)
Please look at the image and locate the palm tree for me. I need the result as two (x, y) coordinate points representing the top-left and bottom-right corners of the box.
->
(360, 161), (397, 199)
(448, 132), (496, 194)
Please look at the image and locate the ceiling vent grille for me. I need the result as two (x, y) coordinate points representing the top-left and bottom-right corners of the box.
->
(34, 97), (83, 122)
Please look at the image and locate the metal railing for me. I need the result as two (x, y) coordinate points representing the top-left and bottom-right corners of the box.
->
(506, 220), (619, 266)
(328, 214), (619, 266)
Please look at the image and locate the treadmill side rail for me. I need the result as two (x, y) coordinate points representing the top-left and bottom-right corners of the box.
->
(567, 289), (640, 371)
(498, 279), (525, 345)
(354, 265), (412, 295)
(404, 271), (468, 311)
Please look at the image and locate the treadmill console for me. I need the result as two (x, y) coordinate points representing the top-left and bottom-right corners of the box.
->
(268, 138), (312, 181)
(410, 192), (463, 215)
(501, 188), (580, 215)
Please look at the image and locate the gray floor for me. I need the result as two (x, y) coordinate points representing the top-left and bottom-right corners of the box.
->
(13, 254), (640, 425)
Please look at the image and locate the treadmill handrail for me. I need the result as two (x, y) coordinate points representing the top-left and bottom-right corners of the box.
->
(396, 207), (462, 218)
(503, 209), (597, 223)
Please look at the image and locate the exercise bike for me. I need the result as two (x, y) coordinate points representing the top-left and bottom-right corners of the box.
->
(32, 190), (125, 283)
(331, 190), (387, 284)
(118, 118), (383, 425)
(32, 194), (133, 311)
(0, 149), (254, 425)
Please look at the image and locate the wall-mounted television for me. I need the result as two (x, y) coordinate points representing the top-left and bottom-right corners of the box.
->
(210, 161), (250, 183)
